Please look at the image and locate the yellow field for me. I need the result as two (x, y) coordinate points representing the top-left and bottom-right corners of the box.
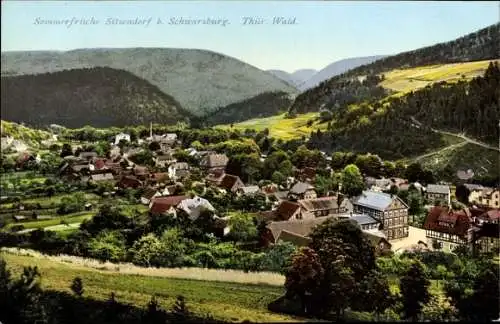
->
(380, 59), (498, 93)
(216, 112), (328, 140)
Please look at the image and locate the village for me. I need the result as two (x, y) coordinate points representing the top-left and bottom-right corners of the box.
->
(2, 125), (498, 258)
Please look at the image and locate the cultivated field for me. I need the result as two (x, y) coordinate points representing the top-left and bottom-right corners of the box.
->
(1, 248), (296, 322)
(216, 112), (327, 140)
(380, 59), (498, 93)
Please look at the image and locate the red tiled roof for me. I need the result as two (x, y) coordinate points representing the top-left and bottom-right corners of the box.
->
(149, 195), (188, 214)
(482, 209), (500, 221)
(119, 176), (143, 188)
(275, 201), (301, 221)
(423, 206), (471, 238)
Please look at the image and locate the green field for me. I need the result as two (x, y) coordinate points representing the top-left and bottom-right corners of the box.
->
(380, 59), (498, 93)
(2, 252), (300, 322)
(4, 211), (94, 231)
(216, 112), (327, 140)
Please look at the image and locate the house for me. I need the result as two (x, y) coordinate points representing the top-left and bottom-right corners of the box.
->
(219, 174), (245, 193)
(288, 182), (317, 201)
(425, 184), (451, 206)
(262, 201), (302, 222)
(363, 231), (393, 256)
(141, 188), (161, 205)
(109, 146), (121, 159)
(177, 196), (216, 221)
(262, 216), (392, 255)
(133, 166), (150, 180)
(118, 176), (143, 189)
(114, 133), (131, 145)
(205, 169), (225, 185)
(149, 172), (169, 186)
(236, 185), (261, 196)
(423, 206), (471, 252)
(297, 196), (353, 219)
(200, 153), (229, 172)
(475, 188), (500, 209)
(352, 190), (409, 240)
(168, 162), (190, 181)
(88, 172), (115, 183)
(348, 213), (381, 232)
(154, 152), (177, 168)
(78, 151), (98, 161)
(149, 195), (189, 216)
(366, 177), (408, 192)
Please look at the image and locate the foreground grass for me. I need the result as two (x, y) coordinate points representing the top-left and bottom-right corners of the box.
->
(1, 250), (296, 322)
(380, 59), (498, 93)
(216, 112), (327, 140)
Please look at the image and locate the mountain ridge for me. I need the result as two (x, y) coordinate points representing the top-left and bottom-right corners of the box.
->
(1, 47), (298, 117)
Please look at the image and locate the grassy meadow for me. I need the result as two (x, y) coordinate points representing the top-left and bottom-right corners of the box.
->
(216, 112), (327, 140)
(1, 250), (300, 322)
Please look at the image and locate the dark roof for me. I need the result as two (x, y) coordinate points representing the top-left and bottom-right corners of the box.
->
(353, 191), (407, 211)
(219, 174), (242, 190)
(423, 206), (471, 238)
(463, 183), (486, 191)
(149, 195), (188, 214)
(350, 213), (380, 226)
(275, 201), (301, 221)
(426, 184), (450, 195)
(142, 188), (158, 200)
(119, 176), (143, 188)
(273, 191), (289, 200)
(289, 182), (314, 194)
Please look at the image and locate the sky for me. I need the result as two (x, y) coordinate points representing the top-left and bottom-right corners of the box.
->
(1, 1), (498, 72)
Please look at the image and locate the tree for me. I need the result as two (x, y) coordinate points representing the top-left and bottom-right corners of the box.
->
(70, 277), (84, 297)
(271, 171), (286, 187)
(261, 241), (297, 274)
(399, 261), (431, 321)
(467, 265), (500, 321)
(284, 247), (325, 315)
(130, 233), (166, 267)
(227, 213), (258, 242)
(340, 164), (364, 197)
(314, 175), (338, 197)
(172, 295), (190, 319)
(148, 141), (161, 151)
(351, 270), (393, 318)
(87, 231), (127, 262)
(405, 162), (425, 183)
(60, 143), (73, 158)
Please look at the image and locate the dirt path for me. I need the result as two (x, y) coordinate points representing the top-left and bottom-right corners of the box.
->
(410, 116), (499, 152)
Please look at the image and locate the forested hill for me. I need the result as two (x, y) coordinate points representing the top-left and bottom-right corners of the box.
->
(1, 48), (298, 116)
(204, 91), (294, 126)
(291, 23), (500, 114)
(308, 62), (500, 159)
(1, 67), (192, 128)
